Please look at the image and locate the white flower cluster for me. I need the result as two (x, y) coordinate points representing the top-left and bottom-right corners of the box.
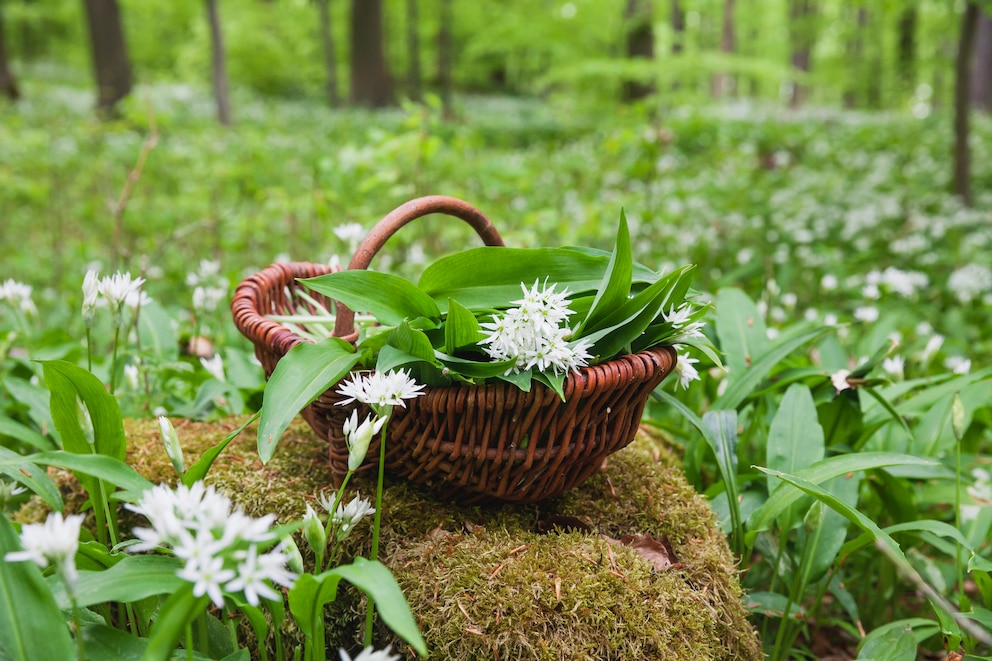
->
(126, 482), (296, 607)
(948, 263), (992, 304)
(82, 269), (150, 326)
(5, 512), (85, 591)
(479, 280), (593, 376)
(663, 303), (705, 390)
(0, 279), (36, 314)
(336, 369), (426, 413)
(324, 493), (376, 541)
(339, 646), (400, 661)
(186, 259), (229, 314)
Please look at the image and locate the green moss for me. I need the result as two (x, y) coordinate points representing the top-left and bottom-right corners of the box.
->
(32, 416), (760, 660)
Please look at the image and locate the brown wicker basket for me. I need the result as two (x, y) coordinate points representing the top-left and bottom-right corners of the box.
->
(232, 196), (678, 504)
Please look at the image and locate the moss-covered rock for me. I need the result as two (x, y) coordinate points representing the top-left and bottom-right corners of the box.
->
(37, 416), (760, 660)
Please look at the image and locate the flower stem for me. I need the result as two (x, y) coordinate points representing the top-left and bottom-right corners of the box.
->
(364, 416), (390, 646)
(85, 327), (93, 373)
(69, 591), (85, 661)
(320, 470), (353, 573)
(109, 324), (120, 395)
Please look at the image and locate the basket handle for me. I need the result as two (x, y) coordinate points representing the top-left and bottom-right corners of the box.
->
(332, 195), (505, 339)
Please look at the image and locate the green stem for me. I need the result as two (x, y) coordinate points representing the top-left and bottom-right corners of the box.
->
(69, 590), (85, 661)
(320, 470), (353, 573)
(955, 434), (965, 609)
(110, 324), (120, 395)
(364, 416), (390, 647)
(85, 327), (93, 373)
(185, 620), (194, 661)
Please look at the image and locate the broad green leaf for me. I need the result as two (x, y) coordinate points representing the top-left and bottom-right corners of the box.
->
(258, 338), (361, 464)
(579, 210), (632, 333)
(183, 412), (260, 487)
(765, 384), (824, 499)
(856, 619), (940, 652)
(386, 321), (436, 362)
(841, 519), (976, 558)
(49, 555), (184, 609)
(856, 628), (916, 661)
(1, 376), (60, 446)
(301, 271), (440, 326)
(81, 625), (220, 661)
(712, 326), (833, 411)
(534, 370), (566, 401)
(419, 247), (617, 310)
(435, 352), (516, 379)
(747, 452), (939, 538)
(800, 473), (860, 583)
(289, 557), (427, 656)
(40, 360), (125, 462)
(715, 288), (769, 385)
(0, 516), (76, 660)
(702, 410), (743, 554)
(444, 298), (484, 353)
(744, 591), (805, 619)
(0, 415), (54, 452)
(143, 584), (211, 661)
(0, 445), (63, 512)
(29, 450), (153, 496)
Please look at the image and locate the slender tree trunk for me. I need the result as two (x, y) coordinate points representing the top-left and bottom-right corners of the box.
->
(896, 6), (917, 96)
(971, 12), (992, 112)
(622, 0), (654, 102)
(82, 0), (132, 115)
(0, 5), (19, 100)
(437, 0), (452, 117)
(713, 0), (736, 98)
(317, 0), (340, 107)
(350, 0), (392, 107)
(842, 5), (865, 108)
(205, 0), (231, 124)
(954, 2), (980, 206)
(406, 0), (422, 101)
(788, 0), (815, 108)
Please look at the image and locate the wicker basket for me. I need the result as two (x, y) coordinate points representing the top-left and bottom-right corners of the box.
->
(232, 196), (678, 504)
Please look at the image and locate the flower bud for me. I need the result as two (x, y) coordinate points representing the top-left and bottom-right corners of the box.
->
(343, 410), (385, 472)
(803, 501), (824, 535)
(157, 416), (184, 476)
(952, 394), (966, 442)
(281, 535), (305, 575)
(302, 504), (327, 557)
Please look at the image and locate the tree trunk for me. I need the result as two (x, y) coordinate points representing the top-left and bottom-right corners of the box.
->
(712, 0), (735, 98)
(82, 0), (132, 115)
(622, 0), (654, 102)
(437, 0), (452, 117)
(788, 0), (815, 108)
(671, 0), (684, 54)
(842, 5), (865, 108)
(0, 4), (19, 100)
(896, 6), (917, 95)
(317, 0), (340, 107)
(954, 1), (980, 206)
(205, 0), (232, 124)
(406, 0), (422, 102)
(350, 0), (392, 107)
(971, 11), (992, 112)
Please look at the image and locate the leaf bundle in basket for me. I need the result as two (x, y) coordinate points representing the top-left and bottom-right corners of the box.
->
(233, 196), (711, 503)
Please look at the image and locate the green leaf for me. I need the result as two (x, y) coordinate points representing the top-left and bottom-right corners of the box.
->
(143, 584), (211, 661)
(444, 298), (484, 353)
(765, 384), (824, 502)
(747, 453), (939, 538)
(703, 410), (743, 554)
(533, 370), (566, 401)
(419, 247), (619, 310)
(800, 474), (860, 583)
(435, 352), (516, 379)
(301, 271), (440, 326)
(289, 558), (427, 657)
(715, 288), (769, 385)
(0, 445), (63, 512)
(856, 627), (916, 661)
(744, 591), (805, 619)
(579, 210), (632, 333)
(712, 326), (833, 411)
(385, 321), (436, 362)
(0, 516), (76, 660)
(0, 415), (54, 452)
(183, 412), (260, 487)
(40, 360), (125, 462)
(29, 451), (153, 496)
(49, 555), (184, 609)
(257, 338), (361, 464)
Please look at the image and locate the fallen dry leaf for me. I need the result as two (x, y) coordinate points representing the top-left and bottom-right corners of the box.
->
(616, 533), (680, 571)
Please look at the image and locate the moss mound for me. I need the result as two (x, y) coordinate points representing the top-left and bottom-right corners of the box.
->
(46, 416), (760, 660)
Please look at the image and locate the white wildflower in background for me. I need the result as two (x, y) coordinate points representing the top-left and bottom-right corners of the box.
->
(919, 334), (944, 363)
(853, 306), (879, 323)
(831, 369), (851, 393)
(479, 280), (593, 376)
(334, 223), (366, 252)
(98, 271), (145, 310)
(335, 369), (426, 412)
(0, 279), (36, 314)
(882, 356), (905, 380)
(962, 468), (992, 524)
(820, 274), (838, 291)
(944, 356), (971, 375)
(127, 482), (295, 608)
(5, 512), (85, 591)
(82, 269), (100, 325)
(185, 260), (222, 287)
(342, 410), (386, 471)
(331, 494), (376, 540)
(0, 480), (27, 508)
(158, 416), (185, 475)
(949, 263), (992, 303)
(339, 646), (401, 661)
(200, 353), (226, 382)
(124, 363), (140, 389)
(673, 350), (700, 390)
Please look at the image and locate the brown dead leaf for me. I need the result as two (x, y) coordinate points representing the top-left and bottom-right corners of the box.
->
(616, 533), (680, 571)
